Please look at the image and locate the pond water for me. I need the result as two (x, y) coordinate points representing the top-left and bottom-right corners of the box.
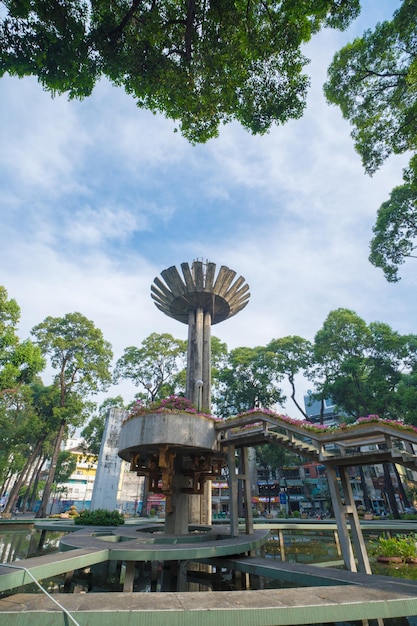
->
(1, 526), (417, 625)
(0, 527), (64, 563)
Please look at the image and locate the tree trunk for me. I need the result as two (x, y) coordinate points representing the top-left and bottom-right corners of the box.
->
(36, 420), (66, 518)
(2, 440), (42, 516)
(289, 374), (310, 420)
(27, 454), (47, 512)
(21, 445), (45, 512)
(0, 469), (13, 501)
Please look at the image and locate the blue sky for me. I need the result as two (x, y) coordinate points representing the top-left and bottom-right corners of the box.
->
(1, 0), (415, 417)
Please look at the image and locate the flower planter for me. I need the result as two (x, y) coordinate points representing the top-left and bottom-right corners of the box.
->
(119, 411), (219, 460)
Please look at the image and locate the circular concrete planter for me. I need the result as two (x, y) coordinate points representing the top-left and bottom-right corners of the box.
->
(118, 411), (218, 461)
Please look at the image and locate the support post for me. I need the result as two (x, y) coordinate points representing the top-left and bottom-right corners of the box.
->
(326, 464), (371, 574)
(228, 443), (239, 537)
(326, 465), (357, 572)
(241, 447), (254, 535)
(339, 466), (372, 574)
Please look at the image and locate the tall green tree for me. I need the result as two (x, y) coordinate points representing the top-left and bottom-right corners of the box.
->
(311, 308), (417, 420)
(0, 382), (63, 516)
(216, 345), (284, 417)
(266, 335), (313, 419)
(31, 312), (113, 518)
(312, 308), (370, 418)
(0, 0), (360, 142)
(114, 332), (186, 402)
(324, 0), (417, 280)
(311, 308), (417, 519)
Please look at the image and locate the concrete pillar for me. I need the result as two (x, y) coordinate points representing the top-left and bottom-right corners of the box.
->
(202, 311), (212, 413)
(185, 310), (195, 400)
(228, 443), (239, 537)
(165, 460), (190, 535)
(326, 465), (357, 572)
(90, 408), (126, 511)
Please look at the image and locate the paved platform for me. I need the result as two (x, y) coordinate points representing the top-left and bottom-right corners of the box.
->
(2, 581), (417, 626)
(2, 522), (417, 624)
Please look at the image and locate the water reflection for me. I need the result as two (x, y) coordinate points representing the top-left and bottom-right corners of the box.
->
(0, 528), (63, 562)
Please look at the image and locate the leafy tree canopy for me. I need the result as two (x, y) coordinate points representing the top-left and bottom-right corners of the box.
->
(54, 449), (77, 484)
(216, 345), (284, 417)
(325, 0), (416, 176)
(324, 0), (417, 281)
(0, 286), (45, 394)
(369, 180), (417, 282)
(0, 0), (360, 142)
(32, 311), (113, 403)
(114, 332), (186, 401)
(266, 335), (313, 418)
(311, 308), (417, 420)
(31, 311), (112, 518)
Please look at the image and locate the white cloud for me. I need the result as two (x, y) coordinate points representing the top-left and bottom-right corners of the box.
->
(65, 205), (148, 245)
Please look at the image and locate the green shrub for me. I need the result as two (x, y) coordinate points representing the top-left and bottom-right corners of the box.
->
(74, 509), (125, 526)
(369, 534), (417, 560)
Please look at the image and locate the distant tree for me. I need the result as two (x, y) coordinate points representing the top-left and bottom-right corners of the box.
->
(31, 312), (113, 518)
(0, 1), (360, 142)
(311, 308), (417, 420)
(81, 396), (126, 457)
(312, 308), (370, 418)
(255, 444), (296, 476)
(266, 336), (313, 419)
(210, 335), (228, 391)
(114, 333), (186, 402)
(54, 450), (77, 485)
(311, 308), (417, 519)
(216, 345), (284, 418)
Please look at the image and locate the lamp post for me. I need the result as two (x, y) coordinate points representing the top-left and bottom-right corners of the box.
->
(145, 382), (153, 401)
(195, 379), (203, 412)
(280, 477), (291, 516)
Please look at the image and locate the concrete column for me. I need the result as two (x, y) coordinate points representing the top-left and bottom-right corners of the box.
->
(90, 408), (126, 511)
(193, 307), (204, 407)
(165, 459), (190, 535)
(339, 466), (372, 574)
(202, 311), (212, 413)
(185, 310), (195, 401)
(241, 447), (254, 535)
(326, 464), (361, 573)
(228, 443), (239, 537)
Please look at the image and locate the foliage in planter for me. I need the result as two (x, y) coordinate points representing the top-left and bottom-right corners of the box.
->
(369, 534), (417, 561)
(125, 395), (217, 423)
(74, 508), (125, 526)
